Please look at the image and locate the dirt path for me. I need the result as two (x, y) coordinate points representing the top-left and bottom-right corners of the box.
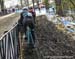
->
(18, 15), (75, 59)
(0, 13), (20, 37)
(35, 15), (75, 59)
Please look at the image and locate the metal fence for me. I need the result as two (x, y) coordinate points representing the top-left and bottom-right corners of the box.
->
(0, 23), (20, 59)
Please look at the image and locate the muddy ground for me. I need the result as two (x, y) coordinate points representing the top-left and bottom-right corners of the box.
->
(21, 15), (75, 59)
(35, 15), (75, 59)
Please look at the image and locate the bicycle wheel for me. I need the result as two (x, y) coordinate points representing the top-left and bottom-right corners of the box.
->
(26, 26), (34, 47)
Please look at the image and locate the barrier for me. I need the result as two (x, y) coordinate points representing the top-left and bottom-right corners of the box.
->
(0, 23), (20, 59)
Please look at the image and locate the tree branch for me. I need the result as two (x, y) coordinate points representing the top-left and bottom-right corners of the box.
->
(69, 0), (75, 8)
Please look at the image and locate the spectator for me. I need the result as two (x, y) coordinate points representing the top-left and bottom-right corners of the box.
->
(28, 7), (36, 23)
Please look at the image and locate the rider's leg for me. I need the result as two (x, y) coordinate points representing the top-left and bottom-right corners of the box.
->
(33, 15), (36, 23)
(29, 22), (35, 44)
(24, 23), (27, 39)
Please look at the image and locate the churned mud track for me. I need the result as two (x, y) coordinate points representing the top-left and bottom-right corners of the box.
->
(35, 15), (75, 59)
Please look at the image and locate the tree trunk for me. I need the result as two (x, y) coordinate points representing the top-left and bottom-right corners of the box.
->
(69, 0), (75, 8)
(32, 0), (35, 11)
(0, 0), (4, 11)
(20, 0), (23, 8)
(55, 0), (64, 16)
(27, 0), (29, 7)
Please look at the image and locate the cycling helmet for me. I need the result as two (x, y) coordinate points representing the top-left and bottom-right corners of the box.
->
(22, 7), (28, 11)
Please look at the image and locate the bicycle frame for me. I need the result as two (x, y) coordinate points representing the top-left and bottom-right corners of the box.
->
(26, 26), (34, 45)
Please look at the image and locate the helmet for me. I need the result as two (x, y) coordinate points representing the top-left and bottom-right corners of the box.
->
(22, 7), (28, 11)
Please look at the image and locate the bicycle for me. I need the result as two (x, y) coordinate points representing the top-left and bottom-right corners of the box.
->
(26, 26), (35, 48)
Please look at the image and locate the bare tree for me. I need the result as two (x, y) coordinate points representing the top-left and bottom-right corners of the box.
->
(0, 0), (4, 12)
(69, 0), (75, 8)
(55, 0), (64, 16)
(20, 0), (23, 8)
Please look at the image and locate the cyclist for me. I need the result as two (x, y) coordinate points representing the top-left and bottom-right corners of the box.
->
(18, 7), (35, 44)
